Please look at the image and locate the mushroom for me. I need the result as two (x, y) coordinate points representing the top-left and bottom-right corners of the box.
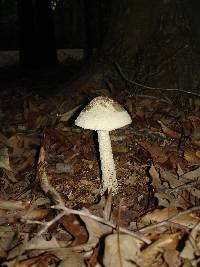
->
(75, 96), (132, 194)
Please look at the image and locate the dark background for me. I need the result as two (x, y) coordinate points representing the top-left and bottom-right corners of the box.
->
(0, 0), (110, 50)
(0, 0), (200, 94)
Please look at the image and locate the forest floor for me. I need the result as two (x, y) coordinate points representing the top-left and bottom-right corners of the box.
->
(0, 62), (200, 267)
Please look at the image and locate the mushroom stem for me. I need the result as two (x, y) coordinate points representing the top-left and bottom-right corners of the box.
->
(97, 130), (118, 194)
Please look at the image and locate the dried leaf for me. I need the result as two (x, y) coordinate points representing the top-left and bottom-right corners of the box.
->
(139, 207), (199, 229)
(139, 207), (177, 226)
(0, 147), (12, 171)
(103, 234), (143, 267)
(196, 150), (200, 158)
(0, 226), (15, 251)
(158, 120), (181, 139)
(0, 199), (30, 210)
(155, 192), (187, 208)
(184, 149), (200, 165)
(180, 167), (200, 180)
(103, 192), (112, 221)
(22, 208), (49, 221)
(149, 164), (161, 188)
(190, 116), (200, 142)
(142, 233), (180, 266)
(25, 236), (60, 250)
(150, 166), (200, 208)
(180, 222), (200, 260)
(163, 249), (181, 267)
(139, 142), (168, 164)
(149, 166), (186, 208)
(58, 251), (86, 267)
(4, 169), (18, 183)
(58, 105), (82, 122)
(77, 208), (112, 251)
(177, 164), (184, 176)
(160, 169), (182, 188)
(60, 214), (88, 246)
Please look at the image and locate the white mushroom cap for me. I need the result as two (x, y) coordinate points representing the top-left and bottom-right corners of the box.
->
(75, 96), (132, 131)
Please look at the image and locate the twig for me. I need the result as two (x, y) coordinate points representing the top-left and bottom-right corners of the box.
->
(37, 211), (66, 236)
(114, 61), (200, 97)
(37, 147), (65, 206)
(138, 206), (200, 233)
(52, 204), (151, 244)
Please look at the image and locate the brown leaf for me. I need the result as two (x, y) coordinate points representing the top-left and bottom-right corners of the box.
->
(60, 214), (88, 246)
(139, 141), (168, 164)
(58, 105), (82, 122)
(0, 147), (12, 171)
(57, 251), (86, 267)
(180, 167), (200, 180)
(158, 120), (181, 139)
(139, 207), (177, 226)
(103, 234), (143, 267)
(0, 199), (30, 210)
(17, 254), (58, 267)
(0, 226), (15, 251)
(149, 164), (161, 188)
(103, 192), (112, 221)
(154, 192), (187, 209)
(139, 207), (199, 229)
(23, 208), (49, 221)
(25, 236), (60, 250)
(142, 233), (180, 266)
(184, 149), (200, 165)
(163, 249), (181, 267)
(76, 208), (112, 251)
(180, 222), (200, 260)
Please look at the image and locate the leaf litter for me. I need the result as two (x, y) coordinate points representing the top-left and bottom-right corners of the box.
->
(0, 86), (200, 266)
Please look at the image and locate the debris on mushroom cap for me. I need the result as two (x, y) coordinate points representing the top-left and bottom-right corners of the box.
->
(75, 96), (132, 131)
